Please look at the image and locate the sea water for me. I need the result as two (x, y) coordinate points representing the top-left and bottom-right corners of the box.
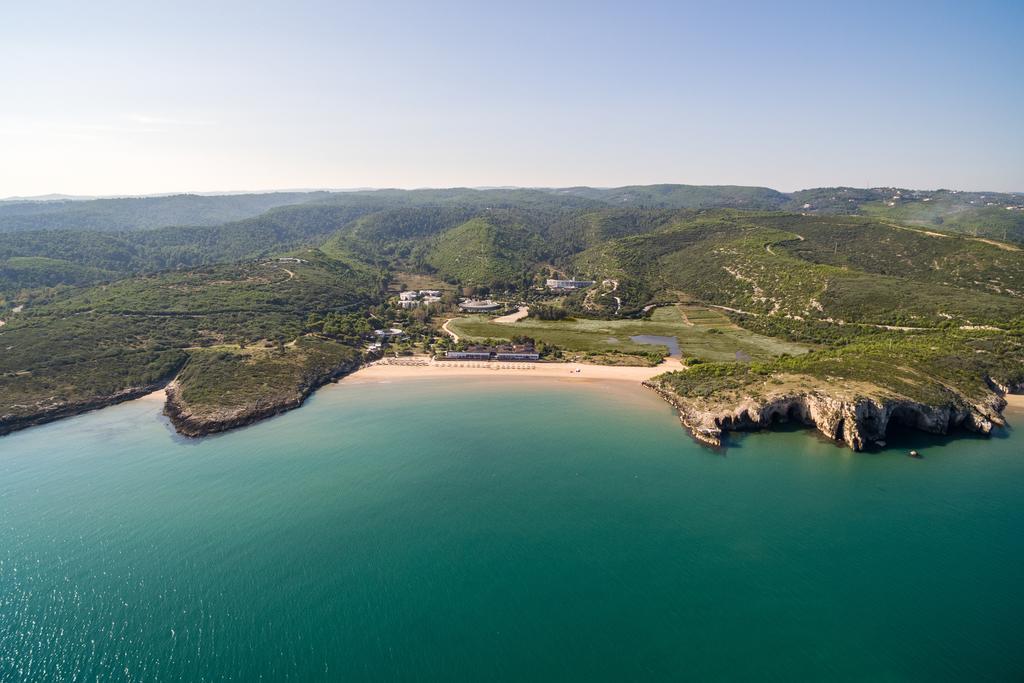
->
(1, 378), (1022, 681)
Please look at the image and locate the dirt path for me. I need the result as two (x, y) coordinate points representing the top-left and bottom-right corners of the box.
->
(600, 279), (621, 314)
(974, 237), (1020, 252)
(441, 318), (460, 342)
(880, 220), (1018, 251)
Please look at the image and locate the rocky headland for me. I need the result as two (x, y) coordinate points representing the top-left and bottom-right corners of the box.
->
(644, 373), (1014, 451)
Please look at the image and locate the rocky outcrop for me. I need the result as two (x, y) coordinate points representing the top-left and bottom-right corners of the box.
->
(163, 357), (363, 437)
(644, 381), (1008, 451)
(0, 383), (168, 437)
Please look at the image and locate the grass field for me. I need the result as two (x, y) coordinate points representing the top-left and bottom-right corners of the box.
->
(447, 305), (810, 361)
(388, 272), (452, 293)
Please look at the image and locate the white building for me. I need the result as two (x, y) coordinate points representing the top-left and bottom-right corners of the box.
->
(458, 299), (502, 312)
(546, 279), (596, 290)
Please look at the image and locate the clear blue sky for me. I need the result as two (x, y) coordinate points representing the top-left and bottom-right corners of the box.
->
(2, 0), (1021, 196)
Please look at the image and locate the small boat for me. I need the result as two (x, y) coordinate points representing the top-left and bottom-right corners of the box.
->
(909, 450), (922, 458)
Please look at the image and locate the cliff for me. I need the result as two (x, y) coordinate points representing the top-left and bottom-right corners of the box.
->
(163, 354), (363, 437)
(0, 383), (168, 437)
(643, 375), (1009, 451)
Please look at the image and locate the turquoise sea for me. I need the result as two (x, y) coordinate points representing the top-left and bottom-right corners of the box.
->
(1, 377), (1022, 681)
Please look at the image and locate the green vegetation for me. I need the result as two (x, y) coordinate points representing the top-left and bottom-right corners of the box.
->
(174, 337), (360, 412)
(447, 305), (809, 362)
(559, 184), (789, 210)
(2, 185), (1023, 439)
(1, 256), (116, 293)
(575, 211), (1024, 326)
(658, 329), (1024, 408)
(0, 192), (329, 233)
(426, 216), (542, 288)
(0, 252), (377, 431)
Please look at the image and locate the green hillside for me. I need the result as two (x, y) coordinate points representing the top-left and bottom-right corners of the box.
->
(0, 257), (115, 295)
(575, 211), (1024, 326)
(557, 184), (789, 209)
(2, 186), (1023, 440)
(426, 216), (544, 287)
(0, 250), (378, 434)
(0, 192), (328, 233)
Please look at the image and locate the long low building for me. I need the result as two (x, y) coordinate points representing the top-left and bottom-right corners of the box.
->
(444, 350), (493, 360)
(495, 351), (540, 361)
(458, 299), (502, 312)
(445, 344), (539, 361)
(546, 279), (595, 290)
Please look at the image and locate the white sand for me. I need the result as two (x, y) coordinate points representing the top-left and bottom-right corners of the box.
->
(341, 356), (684, 385)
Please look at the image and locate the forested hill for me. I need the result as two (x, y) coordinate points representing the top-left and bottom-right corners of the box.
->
(2, 184), (1020, 242)
(1, 185), (1022, 443)
(2, 184), (1023, 301)
(0, 192), (331, 233)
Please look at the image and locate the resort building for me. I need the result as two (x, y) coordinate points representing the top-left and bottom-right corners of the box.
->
(445, 350), (493, 360)
(445, 343), (539, 361)
(546, 279), (596, 290)
(398, 290), (443, 308)
(495, 350), (540, 361)
(458, 299), (502, 313)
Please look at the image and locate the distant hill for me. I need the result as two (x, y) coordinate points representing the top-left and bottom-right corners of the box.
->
(555, 184), (789, 210)
(1, 188), (1021, 443)
(0, 192), (331, 233)
(574, 210), (1024, 325)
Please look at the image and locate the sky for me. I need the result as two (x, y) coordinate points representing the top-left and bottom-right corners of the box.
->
(1, 0), (1022, 196)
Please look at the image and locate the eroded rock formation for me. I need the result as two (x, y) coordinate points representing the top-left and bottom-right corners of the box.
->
(644, 380), (1008, 451)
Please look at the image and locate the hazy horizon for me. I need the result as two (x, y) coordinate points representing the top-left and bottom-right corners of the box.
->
(3, 1), (1022, 196)
(3, 181), (1024, 204)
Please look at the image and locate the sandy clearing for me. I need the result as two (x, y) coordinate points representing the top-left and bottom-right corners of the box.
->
(342, 356), (685, 385)
(492, 306), (529, 323)
(137, 388), (168, 402)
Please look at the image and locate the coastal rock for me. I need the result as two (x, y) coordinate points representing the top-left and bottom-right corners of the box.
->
(163, 356), (363, 437)
(0, 383), (168, 437)
(643, 380), (1009, 452)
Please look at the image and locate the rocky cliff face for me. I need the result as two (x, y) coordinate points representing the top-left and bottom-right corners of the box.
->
(644, 380), (1008, 451)
(0, 383), (167, 437)
(163, 357), (363, 437)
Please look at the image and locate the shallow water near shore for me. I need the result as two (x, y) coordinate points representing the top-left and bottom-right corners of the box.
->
(1, 379), (1023, 681)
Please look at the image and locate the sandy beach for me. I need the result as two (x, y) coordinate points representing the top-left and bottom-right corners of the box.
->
(1004, 394), (1024, 414)
(340, 356), (684, 385)
(138, 388), (169, 402)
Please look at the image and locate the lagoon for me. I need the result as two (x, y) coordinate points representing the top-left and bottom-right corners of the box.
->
(1, 378), (1022, 681)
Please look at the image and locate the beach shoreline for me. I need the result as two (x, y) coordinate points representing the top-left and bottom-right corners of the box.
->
(1004, 394), (1024, 416)
(338, 356), (684, 385)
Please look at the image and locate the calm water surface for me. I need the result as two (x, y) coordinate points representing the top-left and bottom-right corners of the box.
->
(629, 334), (681, 357)
(1, 378), (1022, 681)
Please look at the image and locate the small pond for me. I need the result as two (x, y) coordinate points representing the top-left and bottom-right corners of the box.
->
(629, 334), (680, 357)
